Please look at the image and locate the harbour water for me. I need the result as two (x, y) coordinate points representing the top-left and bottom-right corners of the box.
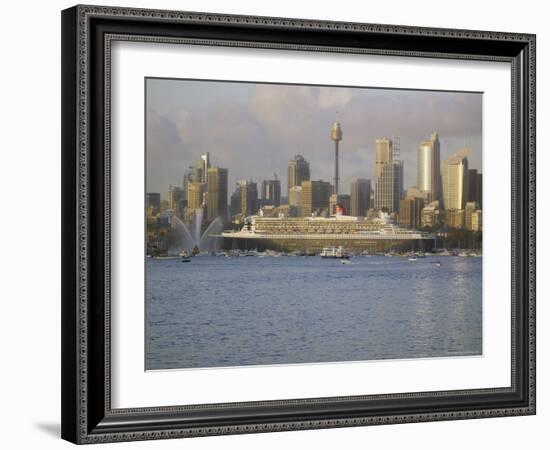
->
(146, 255), (482, 370)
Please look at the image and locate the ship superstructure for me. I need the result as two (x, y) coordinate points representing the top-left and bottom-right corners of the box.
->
(220, 215), (434, 253)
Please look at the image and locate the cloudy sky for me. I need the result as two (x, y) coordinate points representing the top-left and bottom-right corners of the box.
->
(146, 78), (482, 199)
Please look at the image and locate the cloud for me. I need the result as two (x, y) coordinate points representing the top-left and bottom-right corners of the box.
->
(318, 87), (353, 110)
(248, 85), (321, 144)
(146, 80), (482, 197)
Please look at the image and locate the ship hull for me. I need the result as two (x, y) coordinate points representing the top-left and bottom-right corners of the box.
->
(221, 235), (435, 253)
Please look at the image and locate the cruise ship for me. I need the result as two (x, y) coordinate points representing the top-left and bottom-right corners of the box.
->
(220, 214), (435, 253)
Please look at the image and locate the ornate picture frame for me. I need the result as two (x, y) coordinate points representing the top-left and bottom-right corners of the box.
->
(61, 4), (536, 444)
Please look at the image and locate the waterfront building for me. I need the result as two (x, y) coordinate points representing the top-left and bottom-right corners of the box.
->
(287, 155), (310, 198)
(260, 204), (297, 218)
(350, 178), (371, 217)
(331, 122), (343, 194)
(239, 180), (259, 216)
(159, 209), (175, 226)
(417, 132), (442, 201)
(441, 149), (469, 211)
(366, 208), (380, 221)
(465, 202), (476, 230)
(301, 180), (331, 217)
(262, 179), (281, 206)
(276, 204), (296, 218)
(167, 185), (185, 215)
(330, 194), (351, 215)
(375, 160), (403, 213)
(375, 138), (393, 179)
(445, 209), (465, 229)
(398, 197), (425, 229)
(259, 205), (277, 217)
(146, 192), (161, 217)
(187, 181), (206, 210)
(421, 200), (442, 228)
(206, 167), (228, 222)
(471, 209), (482, 232)
(465, 201), (482, 231)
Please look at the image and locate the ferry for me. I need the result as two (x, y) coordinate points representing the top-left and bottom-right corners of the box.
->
(320, 246), (350, 259)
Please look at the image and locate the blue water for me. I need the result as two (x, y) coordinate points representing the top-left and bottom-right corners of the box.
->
(145, 256), (482, 370)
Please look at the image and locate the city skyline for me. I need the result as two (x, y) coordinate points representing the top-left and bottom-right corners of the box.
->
(146, 78), (482, 198)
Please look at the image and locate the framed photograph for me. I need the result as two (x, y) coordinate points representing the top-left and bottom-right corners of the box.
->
(61, 4), (536, 444)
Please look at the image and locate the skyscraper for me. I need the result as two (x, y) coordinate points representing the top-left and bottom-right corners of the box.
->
(200, 152), (210, 183)
(441, 149), (469, 211)
(206, 167), (228, 221)
(398, 197), (425, 229)
(167, 185), (184, 214)
(146, 192), (161, 216)
(239, 180), (258, 216)
(417, 132), (442, 201)
(288, 186), (302, 216)
(375, 138), (393, 179)
(421, 201), (442, 228)
(187, 160), (204, 185)
(331, 122), (343, 195)
(467, 169), (483, 208)
(477, 173), (482, 209)
(350, 178), (371, 217)
(445, 209), (465, 228)
(229, 185), (241, 219)
(287, 155), (310, 198)
(301, 180), (331, 217)
(375, 161), (403, 213)
(187, 181), (206, 210)
(262, 179), (281, 206)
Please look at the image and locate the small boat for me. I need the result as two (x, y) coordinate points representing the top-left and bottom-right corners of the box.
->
(408, 256), (418, 261)
(191, 246), (201, 256)
(320, 246), (350, 259)
(180, 250), (192, 262)
(435, 260), (442, 267)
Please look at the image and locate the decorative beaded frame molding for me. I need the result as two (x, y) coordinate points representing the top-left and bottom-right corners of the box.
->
(61, 4), (536, 444)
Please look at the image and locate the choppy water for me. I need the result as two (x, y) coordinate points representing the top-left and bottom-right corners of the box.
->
(145, 255), (482, 370)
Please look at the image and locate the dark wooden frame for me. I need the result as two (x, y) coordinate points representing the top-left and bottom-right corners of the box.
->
(61, 4), (536, 444)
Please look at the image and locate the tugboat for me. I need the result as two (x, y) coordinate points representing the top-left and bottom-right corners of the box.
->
(320, 246), (350, 259)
